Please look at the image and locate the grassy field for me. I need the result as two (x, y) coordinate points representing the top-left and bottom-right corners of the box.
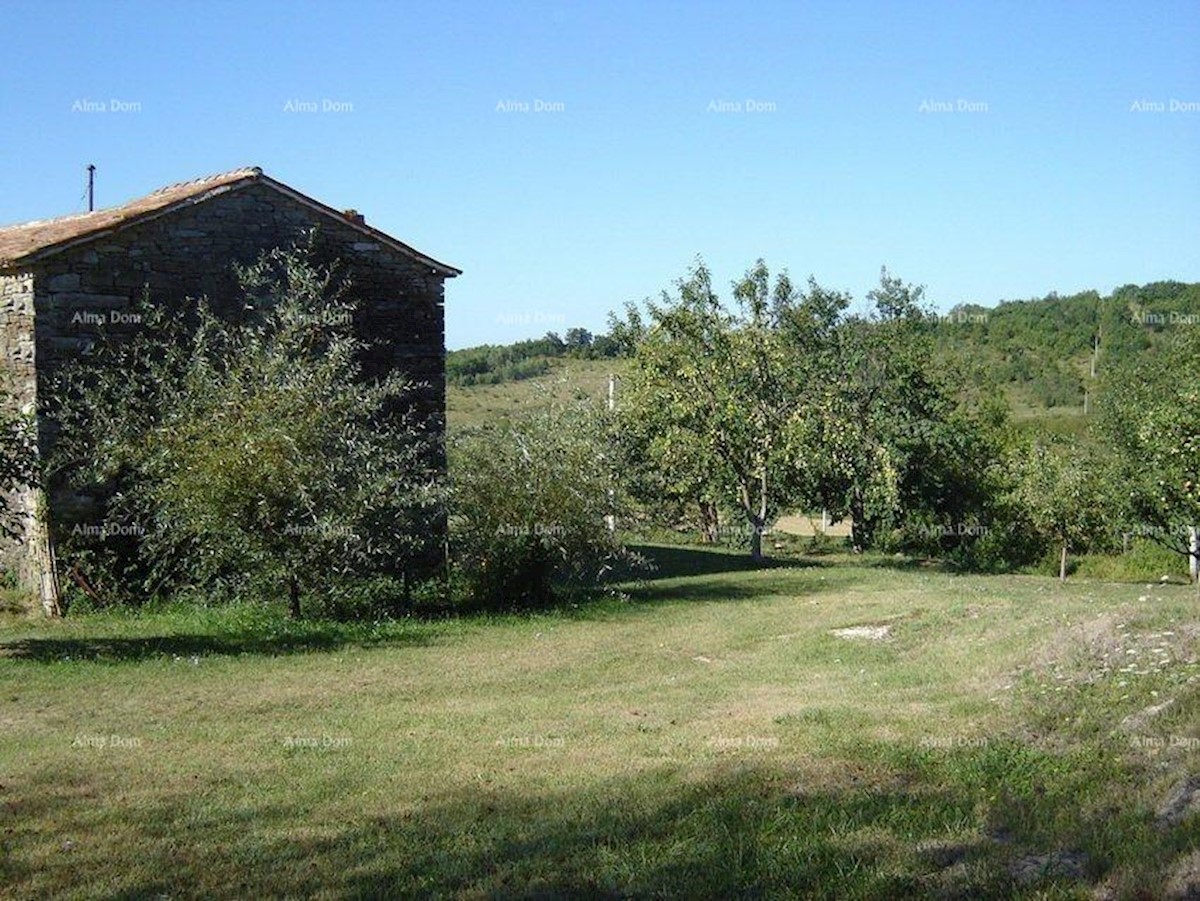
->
(446, 355), (1092, 438)
(447, 358), (622, 430)
(2, 547), (1198, 898)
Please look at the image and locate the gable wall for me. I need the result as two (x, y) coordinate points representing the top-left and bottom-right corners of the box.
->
(31, 181), (447, 430)
(4, 183), (451, 600)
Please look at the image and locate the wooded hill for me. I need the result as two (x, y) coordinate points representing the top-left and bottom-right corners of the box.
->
(448, 280), (1200, 429)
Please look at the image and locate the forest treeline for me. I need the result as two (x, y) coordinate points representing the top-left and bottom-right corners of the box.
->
(446, 327), (623, 386)
(449, 280), (1200, 410)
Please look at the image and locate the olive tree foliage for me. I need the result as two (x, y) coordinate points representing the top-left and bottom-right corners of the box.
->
(1100, 324), (1200, 583)
(617, 259), (811, 561)
(450, 400), (631, 609)
(48, 244), (444, 615)
(613, 390), (723, 543)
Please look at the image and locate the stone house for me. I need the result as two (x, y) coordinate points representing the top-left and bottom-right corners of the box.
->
(0, 167), (459, 612)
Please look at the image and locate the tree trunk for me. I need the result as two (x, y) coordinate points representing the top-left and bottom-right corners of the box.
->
(26, 489), (62, 617)
(752, 468), (769, 563)
(1059, 542), (1068, 583)
(393, 571), (410, 618)
(698, 499), (719, 543)
(288, 576), (301, 619)
(1190, 527), (1199, 596)
(850, 491), (867, 552)
(738, 470), (769, 563)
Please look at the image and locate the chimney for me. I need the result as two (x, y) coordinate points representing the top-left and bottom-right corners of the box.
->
(342, 209), (365, 226)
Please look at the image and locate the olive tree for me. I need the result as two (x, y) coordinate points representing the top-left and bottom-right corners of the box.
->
(0, 388), (36, 542)
(49, 245), (444, 615)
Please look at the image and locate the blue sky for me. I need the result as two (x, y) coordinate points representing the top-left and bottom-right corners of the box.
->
(2, 0), (1197, 348)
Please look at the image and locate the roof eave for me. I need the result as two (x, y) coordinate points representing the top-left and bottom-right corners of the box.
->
(1, 179), (256, 269)
(2, 173), (462, 278)
(255, 174), (461, 277)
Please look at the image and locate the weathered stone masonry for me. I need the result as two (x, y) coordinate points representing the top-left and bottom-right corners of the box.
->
(0, 168), (459, 611)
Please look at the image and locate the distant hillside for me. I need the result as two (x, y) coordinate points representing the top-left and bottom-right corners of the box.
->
(446, 328), (621, 387)
(938, 280), (1200, 404)
(447, 280), (1200, 432)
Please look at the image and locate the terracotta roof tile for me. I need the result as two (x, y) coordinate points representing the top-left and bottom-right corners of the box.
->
(0, 167), (460, 276)
(0, 167), (262, 266)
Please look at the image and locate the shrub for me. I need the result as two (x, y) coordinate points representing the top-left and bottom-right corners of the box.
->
(1072, 539), (1186, 583)
(450, 401), (630, 610)
(48, 243), (444, 616)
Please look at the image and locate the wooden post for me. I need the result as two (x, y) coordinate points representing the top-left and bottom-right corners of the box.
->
(605, 373), (616, 534)
(20, 489), (62, 616)
(1190, 526), (1199, 590)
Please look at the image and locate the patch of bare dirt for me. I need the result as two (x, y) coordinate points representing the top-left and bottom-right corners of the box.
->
(1157, 775), (1200, 829)
(831, 625), (891, 641)
(1164, 849), (1200, 900)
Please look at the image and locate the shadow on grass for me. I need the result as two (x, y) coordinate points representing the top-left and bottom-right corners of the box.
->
(623, 543), (828, 580)
(7, 758), (1144, 899)
(0, 623), (438, 663)
(855, 554), (953, 574)
(598, 543), (836, 606)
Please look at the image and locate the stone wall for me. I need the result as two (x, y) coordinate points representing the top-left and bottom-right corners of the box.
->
(0, 271), (46, 602)
(31, 182), (447, 426)
(1, 272), (36, 406)
(2, 182), (451, 603)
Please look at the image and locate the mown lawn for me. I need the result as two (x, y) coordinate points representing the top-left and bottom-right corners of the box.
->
(2, 547), (1198, 898)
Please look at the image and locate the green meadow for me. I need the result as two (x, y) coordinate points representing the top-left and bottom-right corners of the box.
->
(3, 548), (1197, 898)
